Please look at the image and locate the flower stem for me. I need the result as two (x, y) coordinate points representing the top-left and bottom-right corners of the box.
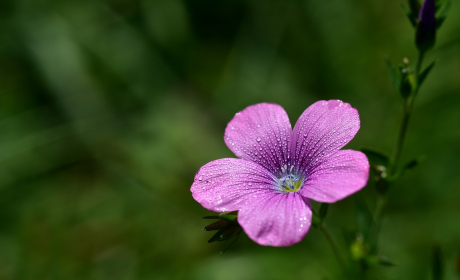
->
(370, 192), (387, 252)
(370, 51), (426, 257)
(392, 51), (425, 173)
(319, 223), (348, 273)
(391, 100), (412, 173)
(371, 52), (425, 257)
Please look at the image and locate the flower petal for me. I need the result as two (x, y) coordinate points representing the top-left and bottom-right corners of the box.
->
(300, 150), (369, 203)
(224, 103), (292, 174)
(191, 158), (276, 212)
(291, 100), (360, 173)
(238, 192), (312, 247)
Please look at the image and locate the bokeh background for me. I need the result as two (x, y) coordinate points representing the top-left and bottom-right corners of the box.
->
(1, 0), (460, 279)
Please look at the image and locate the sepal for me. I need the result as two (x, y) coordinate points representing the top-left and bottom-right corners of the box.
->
(202, 211), (242, 252)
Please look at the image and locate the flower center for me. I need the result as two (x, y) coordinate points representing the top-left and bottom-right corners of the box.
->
(276, 165), (304, 193)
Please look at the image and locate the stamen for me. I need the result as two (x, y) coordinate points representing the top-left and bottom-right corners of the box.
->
(277, 171), (302, 193)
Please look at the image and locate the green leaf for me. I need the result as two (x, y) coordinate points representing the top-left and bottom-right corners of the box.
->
(400, 2), (417, 27)
(436, 0), (446, 11)
(319, 203), (329, 220)
(436, 0), (452, 30)
(418, 59), (437, 88)
(439, 0), (452, 17)
(386, 59), (400, 91)
(432, 244), (444, 280)
(361, 148), (391, 167)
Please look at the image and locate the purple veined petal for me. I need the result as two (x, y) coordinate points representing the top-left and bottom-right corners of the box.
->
(238, 192), (312, 247)
(418, 0), (435, 26)
(291, 100), (360, 173)
(300, 150), (369, 203)
(224, 103), (292, 175)
(191, 158), (277, 212)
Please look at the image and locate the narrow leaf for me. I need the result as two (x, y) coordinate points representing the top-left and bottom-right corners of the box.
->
(386, 59), (400, 91)
(400, 2), (417, 27)
(361, 148), (391, 167)
(436, 0), (452, 29)
(418, 59), (437, 87)
(435, 0), (445, 11)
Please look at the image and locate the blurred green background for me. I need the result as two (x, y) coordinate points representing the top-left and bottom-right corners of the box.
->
(1, 0), (460, 279)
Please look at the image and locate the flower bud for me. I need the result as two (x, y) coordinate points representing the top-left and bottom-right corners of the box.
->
(398, 59), (415, 99)
(416, 0), (436, 52)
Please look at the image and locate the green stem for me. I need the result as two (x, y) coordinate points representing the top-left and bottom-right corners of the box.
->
(391, 51), (424, 174)
(415, 51), (425, 82)
(370, 192), (387, 252)
(319, 223), (348, 273)
(372, 51), (425, 254)
(391, 100), (412, 173)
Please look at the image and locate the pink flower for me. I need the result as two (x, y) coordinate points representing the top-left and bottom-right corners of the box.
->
(191, 100), (369, 247)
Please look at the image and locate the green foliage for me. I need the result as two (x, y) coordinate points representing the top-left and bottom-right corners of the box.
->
(361, 148), (391, 168)
(0, 0), (459, 279)
(386, 59), (401, 92)
(418, 59), (437, 88)
(436, 0), (453, 29)
(401, 1), (418, 27)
